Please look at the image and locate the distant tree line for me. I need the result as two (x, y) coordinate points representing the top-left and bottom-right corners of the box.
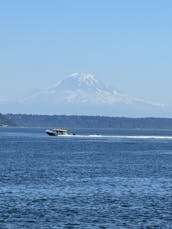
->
(0, 113), (16, 126)
(4, 113), (172, 129)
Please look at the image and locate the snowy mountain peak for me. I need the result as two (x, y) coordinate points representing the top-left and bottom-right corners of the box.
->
(20, 73), (163, 112)
(21, 72), (122, 104)
(67, 72), (98, 87)
(69, 72), (95, 81)
(51, 72), (107, 93)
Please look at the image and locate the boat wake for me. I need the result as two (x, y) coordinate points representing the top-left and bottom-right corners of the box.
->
(59, 134), (172, 139)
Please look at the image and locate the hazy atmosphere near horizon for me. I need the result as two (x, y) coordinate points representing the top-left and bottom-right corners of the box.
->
(0, 0), (172, 116)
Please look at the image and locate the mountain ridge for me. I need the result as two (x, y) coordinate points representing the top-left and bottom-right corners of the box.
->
(0, 73), (171, 117)
(21, 72), (163, 107)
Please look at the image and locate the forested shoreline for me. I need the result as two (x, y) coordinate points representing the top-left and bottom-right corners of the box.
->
(1, 113), (172, 129)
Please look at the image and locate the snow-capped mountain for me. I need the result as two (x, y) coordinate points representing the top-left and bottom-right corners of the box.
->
(21, 72), (157, 106)
(1, 72), (169, 116)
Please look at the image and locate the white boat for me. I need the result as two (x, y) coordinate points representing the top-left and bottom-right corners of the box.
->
(45, 128), (75, 136)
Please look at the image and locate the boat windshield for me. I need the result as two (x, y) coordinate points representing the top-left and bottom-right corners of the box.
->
(53, 128), (68, 135)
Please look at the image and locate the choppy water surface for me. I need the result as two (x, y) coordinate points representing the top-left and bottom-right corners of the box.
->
(0, 128), (171, 228)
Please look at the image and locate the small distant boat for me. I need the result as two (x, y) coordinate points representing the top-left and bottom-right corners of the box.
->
(45, 128), (76, 136)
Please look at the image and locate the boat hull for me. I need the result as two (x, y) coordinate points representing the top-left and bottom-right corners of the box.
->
(45, 129), (76, 136)
(45, 130), (57, 136)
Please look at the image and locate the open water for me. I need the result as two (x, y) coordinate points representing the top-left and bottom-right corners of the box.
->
(0, 128), (171, 228)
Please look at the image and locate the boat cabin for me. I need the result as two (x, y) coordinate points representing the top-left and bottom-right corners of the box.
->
(53, 128), (68, 135)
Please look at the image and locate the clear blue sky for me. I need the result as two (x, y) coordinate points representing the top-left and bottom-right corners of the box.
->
(0, 0), (172, 105)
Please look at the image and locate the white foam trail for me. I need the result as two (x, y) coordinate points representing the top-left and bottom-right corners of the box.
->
(112, 135), (172, 139)
(59, 134), (172, 139)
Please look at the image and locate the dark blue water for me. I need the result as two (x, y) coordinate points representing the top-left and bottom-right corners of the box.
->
(0, 128), (171, 228)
